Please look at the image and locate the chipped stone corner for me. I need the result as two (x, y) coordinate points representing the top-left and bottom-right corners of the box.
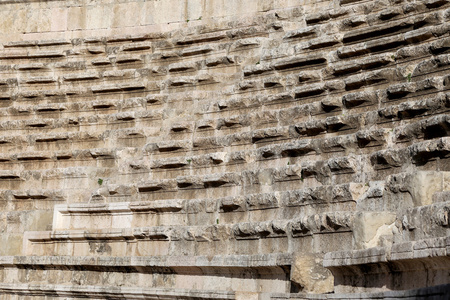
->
(353, 212), (397, 250)
(291, 253), (334, 294)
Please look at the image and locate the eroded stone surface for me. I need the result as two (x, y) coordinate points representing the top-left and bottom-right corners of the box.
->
(0, 0), (449, 299)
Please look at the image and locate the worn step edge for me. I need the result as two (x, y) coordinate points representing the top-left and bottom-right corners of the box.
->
(0, 283), (235, 299)
(0, 253), (292, 268)
(323, 236), (450, 268)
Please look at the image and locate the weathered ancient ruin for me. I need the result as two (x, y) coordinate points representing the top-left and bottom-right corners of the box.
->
(0, 0), (449, 298)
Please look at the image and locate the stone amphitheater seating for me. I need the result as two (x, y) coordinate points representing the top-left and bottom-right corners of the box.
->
(0, 0), (449, 298)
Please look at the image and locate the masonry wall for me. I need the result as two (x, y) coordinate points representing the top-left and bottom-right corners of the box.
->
(0, 0), (449, 299)
(0, 0), (310, 43)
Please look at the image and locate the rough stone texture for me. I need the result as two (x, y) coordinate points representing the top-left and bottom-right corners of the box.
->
(291, 254), (334, 294)
(0, 0), (449, 298)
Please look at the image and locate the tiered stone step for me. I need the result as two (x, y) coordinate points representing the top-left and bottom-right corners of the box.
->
(0, 253), (291, 298)
(271, 284), (450, 300)
(324, 236), (450, 293)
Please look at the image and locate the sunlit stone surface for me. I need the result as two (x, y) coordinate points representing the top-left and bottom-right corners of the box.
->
(0, 0), (449, 298)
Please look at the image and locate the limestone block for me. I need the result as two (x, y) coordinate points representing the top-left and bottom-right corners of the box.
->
(353, 212), (396, 249)
(0, 234), (23, 256)
(186, 0), (203, 21)
(51, 7), (68, 32)
(385, 171), (450, 208)
(153, 0), (185, 24)
(67, 6), (86, 31)
(411, 171), (449, 206)
(114, 2), (141, 28)
(291, 253), (334, 294)
(38, 8), (51, 32)
(236, 292), (259, 300)
(141, 1), (156, 25)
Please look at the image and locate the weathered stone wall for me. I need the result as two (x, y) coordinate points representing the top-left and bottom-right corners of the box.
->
(0, 0), (310, 43)
(0, 0), (449, 298)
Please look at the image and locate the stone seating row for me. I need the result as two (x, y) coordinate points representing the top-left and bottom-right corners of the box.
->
(1, 23), (447, 87)
(0, 133), (446, 197)
(0, 116), (446, 184)
(0, 87), (446, 148)
(0, 54), (447, 127)
(53, 183), (363, 227)
(22, 199), (449, 259)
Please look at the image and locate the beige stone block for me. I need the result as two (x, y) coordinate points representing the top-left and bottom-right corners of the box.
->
(85, 240), (115, 256)
(13, 8), (27, 33)
(39, 242), (57, 256)
(54, 240), (73, 256)
(69, 214), (111, 230)
(102, 4), (114, 29)
(154, 214), (174, 227)
(443, 172), (450, 191)
(0, 234), (23, 256)
(136, 240), (169, 256)
(106, 241), (126, 256)
(353, 212), (396, 249)
(24, 210), (53, 231)
(133, 1), (146, 26)
(203, 0), (229, 18)
(24, 6), (39, 33)
(129, 1), (144, 27)
(70, 215), (88, 230)
(112, 3), (127, 28)
(111, 213), (133, 228)
(202, 274), (231, 293)
(231, 276), (259, 293)
(411, 171), (449, 206)
(233, 0), (259, 16)
(349, 182), (368, 201)
(274, 0), (305, 8)
(2, 267), (20, 284)
(67, 6), (87, 30)
(173, 273), (201, 290)
(186, 0), (203, 21)
(126, 240), (137, 256)
(52, 206), (68, 230)
(141, 1), (155, 25)
(134, 213), (163, 228)
(291, 253), (334, 294)
(236, 292), (259, 300)
(90, 215), (113, 229)
(51, 7), (68, 31)
(38, 8), (52, 32)
(23, 232), (44, 256)
(153, 0), (185, 24)
(72, 241), (90, 256)
(0, 10), (12, 34)
(86, 5), (104, 30)
(6, 211), (24, 233)
(313, 232), (353, 254)
(112, 2), (141, 28)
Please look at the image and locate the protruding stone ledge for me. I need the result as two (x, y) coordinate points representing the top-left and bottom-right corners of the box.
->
(323, 237), (450, 293)
(391, 237), (449, 261)
(401, 201), (450, 240)
(323, 247), (388, 267)
(0, 50), (66, 59)
(0, 283), (235, 299)
(32, 212), (357, 245)
(0, 253), (292, 269)
(324, 236), (450, 268)
(271, 283), (450, 299)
